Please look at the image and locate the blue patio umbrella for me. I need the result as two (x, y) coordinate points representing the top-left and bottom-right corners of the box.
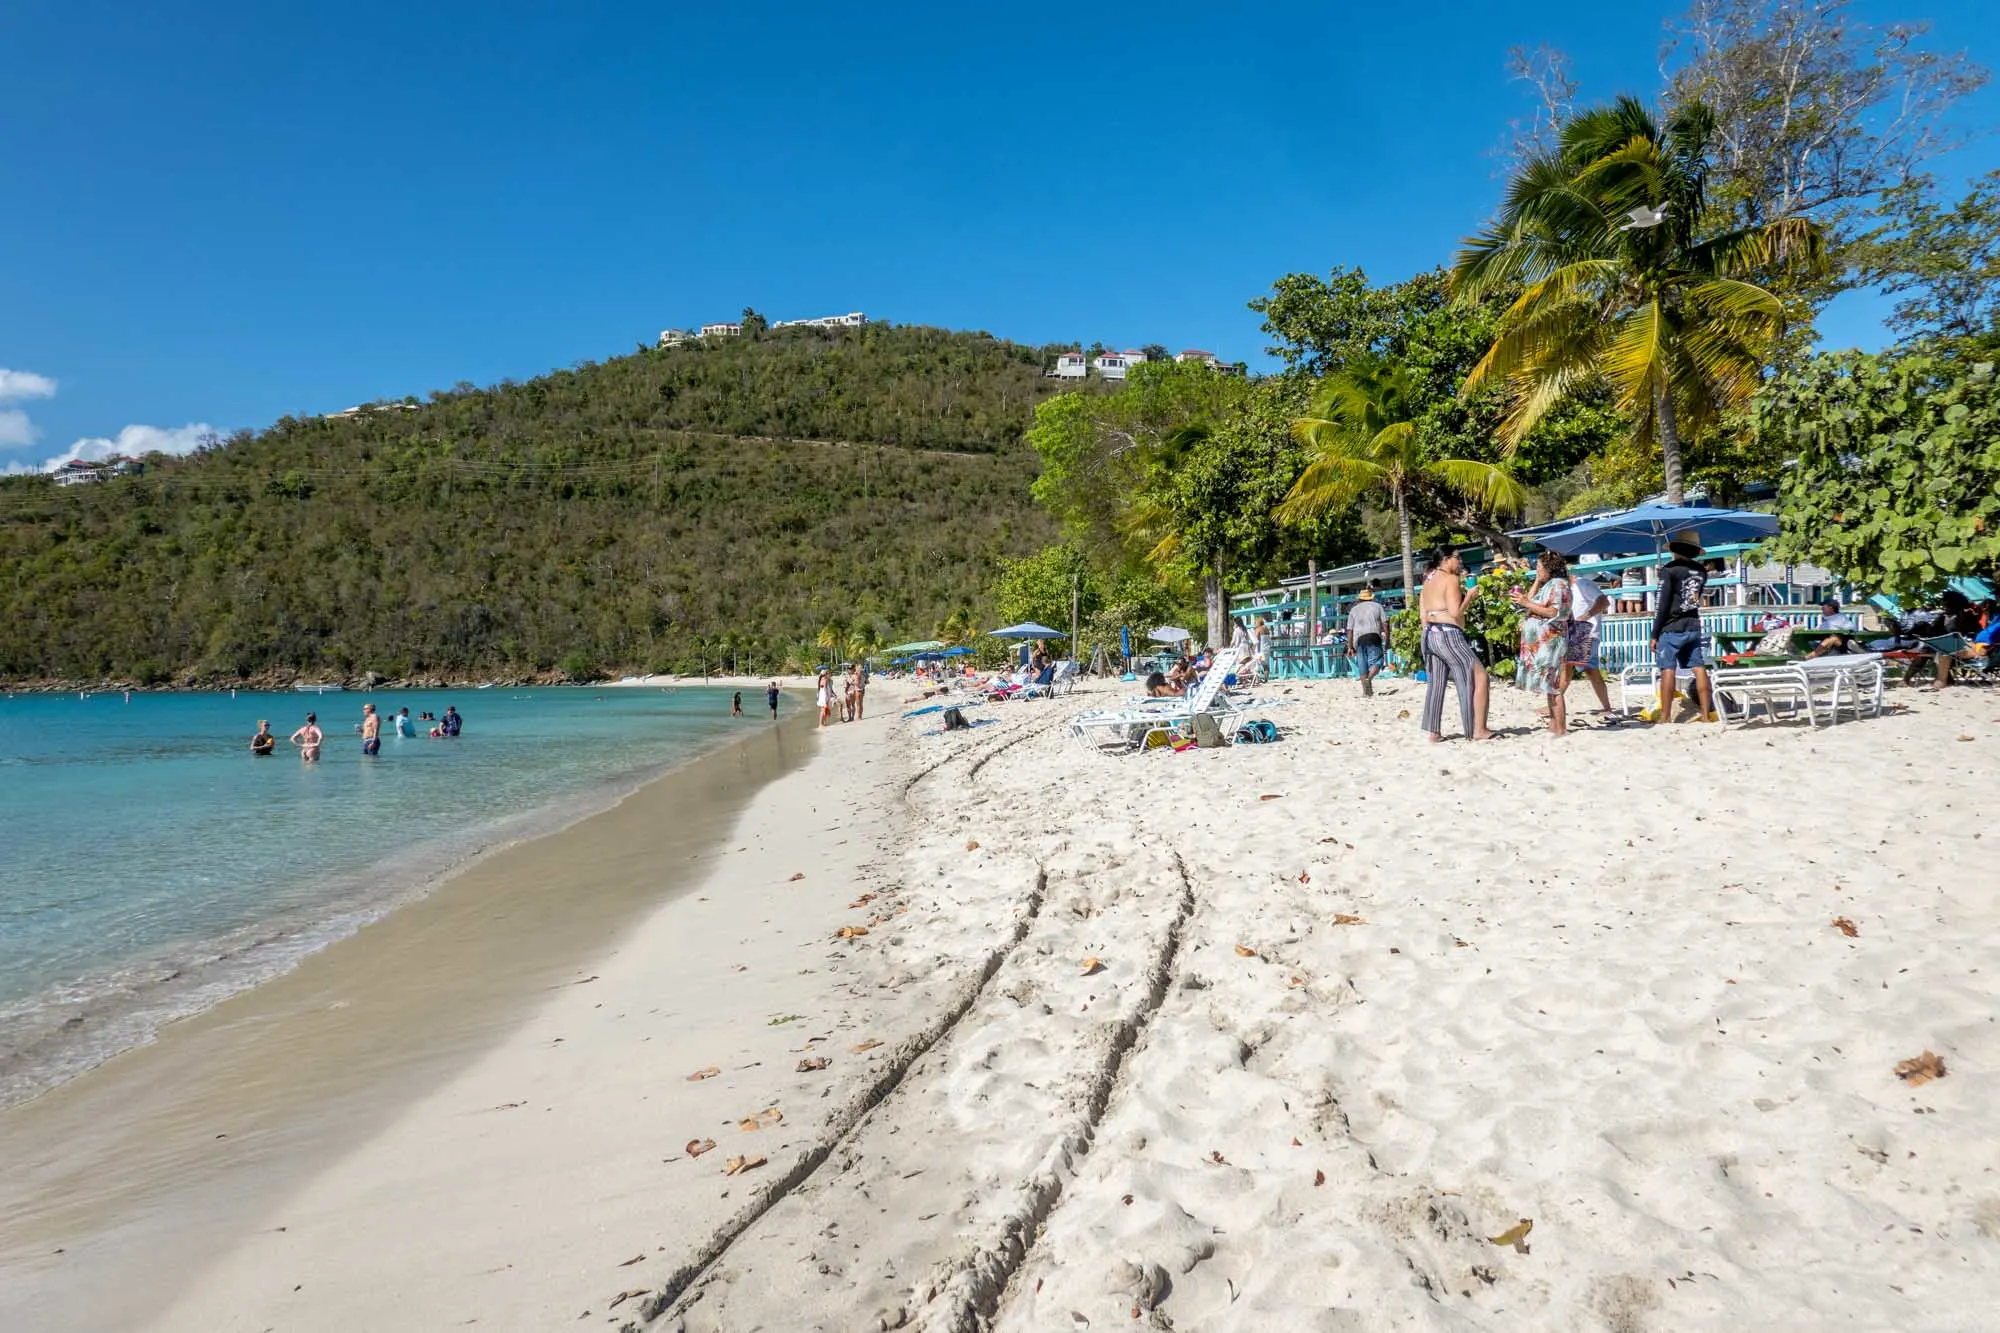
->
(988, 622), (1067, 639)
(1533, 504), (1777, 557)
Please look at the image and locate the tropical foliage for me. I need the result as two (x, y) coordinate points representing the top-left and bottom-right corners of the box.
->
(1277, 359), (1528, 600)
(1454, 96), (1827, 505)
(1764, 350), (2000, 595)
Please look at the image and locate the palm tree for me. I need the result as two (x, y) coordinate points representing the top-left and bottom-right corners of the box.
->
(1453, 97), (1825, 504)
(1276, 360), (1528, 602)
(937, 608), (979, 648)
(845, 623), (880, 665)
(815, 619), (847, 664)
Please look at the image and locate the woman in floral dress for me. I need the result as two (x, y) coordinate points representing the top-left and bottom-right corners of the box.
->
(1510, 550), (1574, 735)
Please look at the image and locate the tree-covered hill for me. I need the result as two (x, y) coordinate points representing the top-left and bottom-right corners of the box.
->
(0, 324), (1076, 684)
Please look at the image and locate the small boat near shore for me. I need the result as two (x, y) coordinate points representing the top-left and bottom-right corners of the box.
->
(294, 683), (346, 694)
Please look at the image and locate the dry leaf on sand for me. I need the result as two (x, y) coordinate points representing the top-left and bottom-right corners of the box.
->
(965, 839), (981, 851)
(1258, 793), (1283, 801)
(1487, 1218), (1533, 1253)
(1234, 945), (1257, 958)
(686, 1066), (721, 1082)
(1894, 1050), (1947, 1087)
(1333, 913), (1366, 926)
(1314, 1169), (1326, 1186)
(723, 1154), (767, 1176)
(1080, 957), (1104, 976)
(737, 1107), (784, 1132)
(617, 1253), (647, 1267)
(787, 873), (805, 882)
(1289, 975), (1306, 987)
(1397, 708), (1411, 719)
(685, 1138), (717, 1158)
(1208, 1150), (1229, 1165)
(796, 1057), (829, 1072)
(836, 925), (869, 939)
(1832, 917), (1859, 938)
(1957, 734), (1975, 742)
(848, 893), (876, 909)
(851, 1039), (883, 1053)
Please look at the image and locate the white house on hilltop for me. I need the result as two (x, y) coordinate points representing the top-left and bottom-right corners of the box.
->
(700, 322), (743, 338)
(658, 327), (698, 347)
(773, 311), (867, 330)
(1050, 351), (1088, 379)
(1093, 349), (1149, 381)
(1174, 349), (1221, 368)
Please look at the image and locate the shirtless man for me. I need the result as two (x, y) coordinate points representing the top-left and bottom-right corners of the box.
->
(249, 720), (276, 755)
(291, 712), (323, 764)
(360, 703), (381, 757)
(1416, 549), (1494, 742)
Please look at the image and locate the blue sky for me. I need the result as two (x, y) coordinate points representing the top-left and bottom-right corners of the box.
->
(2, 0), (1995, 471)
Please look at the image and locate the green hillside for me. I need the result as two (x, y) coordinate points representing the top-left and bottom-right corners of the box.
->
(0, 324), (1077, 685)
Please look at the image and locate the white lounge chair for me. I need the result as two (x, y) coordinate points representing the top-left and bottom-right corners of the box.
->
(1069, 648), (1248, 750)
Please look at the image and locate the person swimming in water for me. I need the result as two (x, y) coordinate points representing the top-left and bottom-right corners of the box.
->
(250, 720), (276, 755)
(396, 706), (415, 737)
(291, 712), (323, 763)
(441, 705), (462, 737)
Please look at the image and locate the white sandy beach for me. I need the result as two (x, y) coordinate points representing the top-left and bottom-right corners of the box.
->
(6, 673), (1998, 1331)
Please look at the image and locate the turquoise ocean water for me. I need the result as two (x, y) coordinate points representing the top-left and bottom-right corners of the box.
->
(0, 686), (758, 1106)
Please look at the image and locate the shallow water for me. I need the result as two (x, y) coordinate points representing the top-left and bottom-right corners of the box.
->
(0, 685), (765, 1104)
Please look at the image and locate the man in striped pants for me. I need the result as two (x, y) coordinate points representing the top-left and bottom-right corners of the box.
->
(1418, 549), (1496, 742)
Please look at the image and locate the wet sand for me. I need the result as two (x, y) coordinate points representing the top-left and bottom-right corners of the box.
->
(0, 709), (814, 1331)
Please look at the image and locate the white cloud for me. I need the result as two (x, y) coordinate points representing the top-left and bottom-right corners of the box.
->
(0, 369), (58, 402)
(0, 408), (36, 448)
(40, 423), (216, 471)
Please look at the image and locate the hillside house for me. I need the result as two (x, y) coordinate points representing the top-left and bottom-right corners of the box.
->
(1049, 351), (1088, 379)
(1094, 349), (1148, 381)
(700, 322), (742, 338)
(1174, 349), (1221, 368)
(658, 328), (698, 347)
(773, 311), (867, 330)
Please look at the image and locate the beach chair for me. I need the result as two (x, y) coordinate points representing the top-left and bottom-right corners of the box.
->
(1919, 635), (2000, 685)
(1069, 648), (1247, 751)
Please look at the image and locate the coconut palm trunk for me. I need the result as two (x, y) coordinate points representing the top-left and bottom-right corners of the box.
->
(1204, 556), (1227, 651)
(1395, 484), (1416, 604)
(1655, 382), (1686, 505)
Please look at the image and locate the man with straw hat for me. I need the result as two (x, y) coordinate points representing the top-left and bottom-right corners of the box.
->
(1647, 528), (1717, 723)
(1347, 587), (1388, 697)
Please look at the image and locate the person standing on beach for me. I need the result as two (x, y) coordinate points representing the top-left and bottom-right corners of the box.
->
(816, 670), (832, 727)
(1417, 550), (1494, 743)
(853, 658), (868, 721)
(249, 720), (276, 755)
(1650, 530), (1717, 723)
(361, 703), (381, 756)
(767, 681), (780, 721)
(1510, 550), (1574, 736)
(1565, 571), (1614, 714)
(1347, 589), (1387, 697)
(291, 712), (323, 763)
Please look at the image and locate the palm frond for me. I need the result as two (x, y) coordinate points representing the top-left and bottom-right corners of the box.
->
(1424, 458), (1532, 514)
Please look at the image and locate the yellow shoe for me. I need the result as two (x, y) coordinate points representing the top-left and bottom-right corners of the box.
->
(1698, 710), (1721, 723)
(1637, 704), (1660, 723)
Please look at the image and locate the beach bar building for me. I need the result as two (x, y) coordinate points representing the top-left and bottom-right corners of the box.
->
(1230, 504), (1851, 680)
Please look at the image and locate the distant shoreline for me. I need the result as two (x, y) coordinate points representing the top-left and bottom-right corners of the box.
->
(0, 673), (816, 695)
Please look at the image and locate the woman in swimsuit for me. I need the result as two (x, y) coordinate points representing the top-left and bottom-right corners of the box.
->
(291, 712), (323, 763)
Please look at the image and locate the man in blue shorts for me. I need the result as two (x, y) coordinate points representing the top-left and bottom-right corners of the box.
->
(360, 702), (382, 755)
(1649, 529), (1716, 723)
